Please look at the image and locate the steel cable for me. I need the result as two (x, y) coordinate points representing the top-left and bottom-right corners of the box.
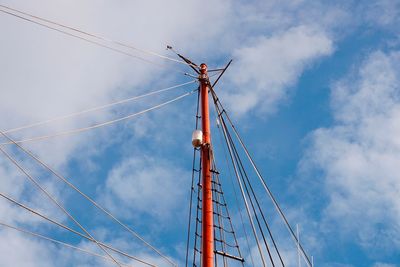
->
(0, 6), (191, 76)
(0, 147), (123, 267)
(214, 116), (256, 267)
(192, 159), (202, 267)
(0, 89), (197, 145)
(185, 88), (200, 267)
(0, 4), (196, 68)
(210, 89), (313, 267)
(0, 130), (177, 267)
(0, 192), (156, 267)
(229, 136), (285, 266)
(222, 119), (276, 266)
(3, 80), (197, 135)
(214, 166), (244, 266)
(216, 106), (267, 266)
(0, 222), (137, 267)
(211, 169), (228, 267)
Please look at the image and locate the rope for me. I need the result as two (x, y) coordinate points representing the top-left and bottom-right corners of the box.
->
(0, 130), (177, 267)
(0, 192), (155, 267)
(3, 80), (197, 134)
(0, 5), (191, 76)
(0, 222), (136, 267)
(0, 147), (123, 267)
(0, 89), (197, 145)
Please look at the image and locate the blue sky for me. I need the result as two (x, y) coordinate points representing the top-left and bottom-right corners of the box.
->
(0, 1), (400, 266)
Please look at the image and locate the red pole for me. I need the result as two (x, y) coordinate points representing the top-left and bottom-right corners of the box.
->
(200, 63), (214, 267)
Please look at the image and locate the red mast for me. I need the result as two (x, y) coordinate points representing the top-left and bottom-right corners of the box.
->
(200, 63), (214, 267)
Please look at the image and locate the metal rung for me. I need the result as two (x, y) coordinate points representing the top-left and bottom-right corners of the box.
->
(213, 212), (229, 219)
(211, 188), (224, 194)
(214, 225), (234, 234)
(217, 109), (226, 117)
(210, 169), (220, 174)
(214, 238), (238, 248)
(214, 250), (244, 262)
(211, 180), (221, 186)
(212, 200), (226, 206)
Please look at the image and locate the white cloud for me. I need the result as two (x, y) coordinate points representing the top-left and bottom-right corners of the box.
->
(303, 50), (400, 253)
(361, 0), (400, 27)
(0, 227), (161, 267)
(373, 263), (397, 267)
(224, 25), (333, 116)
(0, 230), (55, 267)
(101, 155), (189, 220)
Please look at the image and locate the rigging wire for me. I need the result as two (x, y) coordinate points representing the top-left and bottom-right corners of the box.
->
(215, 104), (267, 267)
(0, 130), (178, 267)
(210, 89), (313, 267)
(210, 166), (226, 267)
(166, 47), (200, 74)
(212, 91), (284, 265)
(192, 158), (203, 267)
(209, 124), (245, 265)
(0, 222), (137, 267)
(0, 4), (195, 68)
(214, 113), (256, 267)
(185, 88), (201, 267)
(212, 173), (228, 267)
(211, 159), (244, 266)
(233, 145), (285, 266)
(0, 5), (191, 76)
(0, 147), (123, 267)
(222, 118), (277, 266)
(0, 192), (155, 267)
(0, 89), (197, 145)
(3, 80), (197, 134)
(218, 110), (275, 266)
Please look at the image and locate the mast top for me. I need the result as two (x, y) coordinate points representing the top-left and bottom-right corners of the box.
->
(200, 63), (208, 74)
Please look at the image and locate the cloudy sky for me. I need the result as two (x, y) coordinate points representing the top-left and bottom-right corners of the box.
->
(1, 0), (400, 266)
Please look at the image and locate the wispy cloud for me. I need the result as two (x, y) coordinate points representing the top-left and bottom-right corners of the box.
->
(303, 50), (400, 254)
(100, 155), (189, 221)
(225, 25), (333, 116)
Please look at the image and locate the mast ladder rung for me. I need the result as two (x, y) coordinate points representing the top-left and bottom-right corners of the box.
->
(214, 250), (245, 262)
(210, 169), (220, 174)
